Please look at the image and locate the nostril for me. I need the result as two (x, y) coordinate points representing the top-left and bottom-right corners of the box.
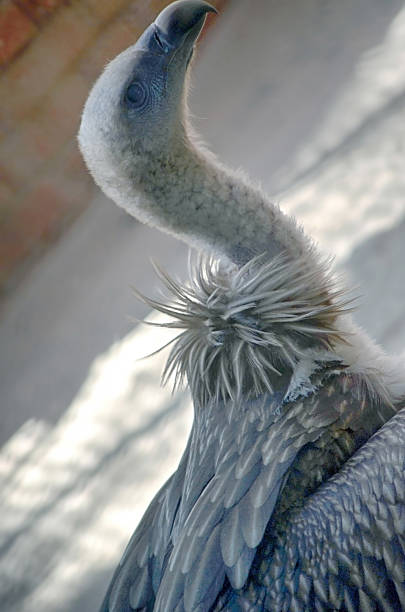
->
(154, 30), (164, 50)
(154, 29), (170, 53)
(186, 47), (194, 68)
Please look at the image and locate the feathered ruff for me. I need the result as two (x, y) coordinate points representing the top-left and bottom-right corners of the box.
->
(135, 253), (354, 405)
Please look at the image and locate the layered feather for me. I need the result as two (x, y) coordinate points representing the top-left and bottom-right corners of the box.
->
(136, 253), (353, 404)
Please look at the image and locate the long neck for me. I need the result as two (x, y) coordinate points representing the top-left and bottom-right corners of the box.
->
(120, 135), (320, 271)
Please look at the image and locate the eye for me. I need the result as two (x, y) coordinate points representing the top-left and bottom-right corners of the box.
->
(126, 82), (147, 109)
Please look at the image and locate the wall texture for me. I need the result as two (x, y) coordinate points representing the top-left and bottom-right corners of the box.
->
(0, 0), (227, 294)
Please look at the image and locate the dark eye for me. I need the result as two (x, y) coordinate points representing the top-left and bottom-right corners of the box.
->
(126, 82), (147, 108)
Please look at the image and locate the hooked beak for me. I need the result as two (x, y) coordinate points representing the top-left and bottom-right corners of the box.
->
(153, 0), (217, 53)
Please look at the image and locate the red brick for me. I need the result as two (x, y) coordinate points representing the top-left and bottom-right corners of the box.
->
(44, 71), (89, 138)
(0, 1), (37, 66)
(59, 142), (94, 198)
(78, 11), (144, 79)
(0, 179), (14, 218)
(0, 164), (90, 288)
(64, 143), (87, 176)
(149, 1), (172, 15)
(20, 182), (71, 237)
(0, 69), (90, 188)
(0, 162), (15, 192)
(16, 0), (68, 26)
(1, 122), (62, 188)
(0, 120), (57, 187)
(84, 0), (133, 24)
(0, 2), (98, 121)
(124, 1), (166, 27)
(46, 138), (95, 207)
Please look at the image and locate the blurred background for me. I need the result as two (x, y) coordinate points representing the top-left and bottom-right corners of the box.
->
(1, 0), (405, 609)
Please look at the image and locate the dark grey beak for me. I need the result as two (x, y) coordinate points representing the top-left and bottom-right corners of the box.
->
(154, 0), (217, 51)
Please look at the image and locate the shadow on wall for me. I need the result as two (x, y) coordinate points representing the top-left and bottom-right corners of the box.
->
(0, 317), (192, 612)
(0, 197), (188, 447)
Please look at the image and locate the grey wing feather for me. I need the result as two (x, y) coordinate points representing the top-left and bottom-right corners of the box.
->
(253, 407), (405, 611)
(153, 384), (356, 611)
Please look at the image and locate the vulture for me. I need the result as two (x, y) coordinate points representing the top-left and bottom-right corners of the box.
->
(78, 1), (405, 610)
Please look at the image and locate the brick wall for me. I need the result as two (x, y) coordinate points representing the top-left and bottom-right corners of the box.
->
(0, 0), (228, 294)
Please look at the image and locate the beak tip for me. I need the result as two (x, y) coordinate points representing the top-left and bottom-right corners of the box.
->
(155, 1), (219, 42)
